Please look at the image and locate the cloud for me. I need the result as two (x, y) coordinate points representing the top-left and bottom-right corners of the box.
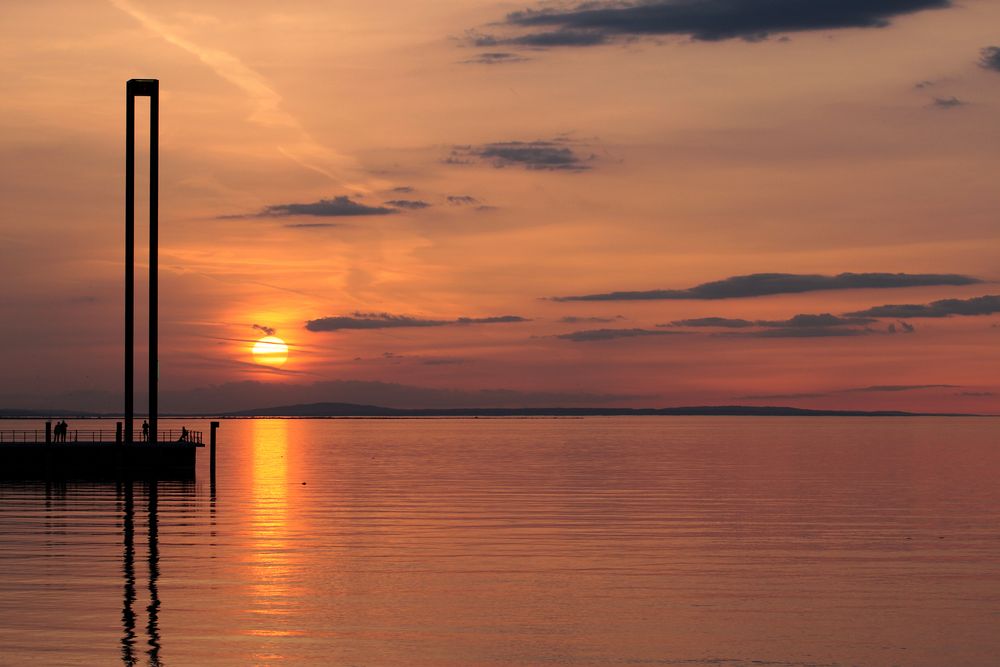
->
(447, 195), (480, 206)
(887, 321), (916, 334)
(387, 186), (414, 193)
(552, 272), (980, 301)
(384, 199), (432, 209)
(456, 316), (530, 324)
(958, 391), (995, 397)
(220, 196), (397, 219)
(664, 313), (881, 338)
(284, 222), (341, 229)
(931, 96), (966, 108)
(557, 328), (688, 342)
(505, 31), (609, 47)
(252, 323), (275, 337)
(461, 52), (528, 64)
(757, 313), (877, 328)
(717, 327), (874, 338)
(666, 317), (754, 328)
(305, 312), (529, 332)
(492, 0), (950, 47)
(560, 315), (624, 323)
(449, 140), (593, 171)
(258, 196), (396, 217)
(980, 46), (1000, 72)
(846, 294), (1000, 318)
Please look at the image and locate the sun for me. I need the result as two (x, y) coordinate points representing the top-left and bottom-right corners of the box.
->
(251, 336), (289, 367)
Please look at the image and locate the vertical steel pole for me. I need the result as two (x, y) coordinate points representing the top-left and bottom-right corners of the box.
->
(126, 78), (158, 445)
(125, 82), (135, 444)
(148, 81), (158, 446)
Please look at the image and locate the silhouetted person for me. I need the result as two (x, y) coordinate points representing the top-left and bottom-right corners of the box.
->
(142, 420), (149, 442)
(178, 427), (188, 443)
(54, 420), (64, 442)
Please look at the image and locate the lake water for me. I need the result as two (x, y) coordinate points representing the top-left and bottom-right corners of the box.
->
(0, 417), (998, 666)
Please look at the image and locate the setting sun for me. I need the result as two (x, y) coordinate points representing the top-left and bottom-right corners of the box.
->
(251, 336), (289, 367)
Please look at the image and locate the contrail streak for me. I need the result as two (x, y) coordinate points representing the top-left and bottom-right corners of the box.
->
(110, 0), (371, 190)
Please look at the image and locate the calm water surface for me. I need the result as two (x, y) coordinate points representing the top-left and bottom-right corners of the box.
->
(0, 417), (998, 666)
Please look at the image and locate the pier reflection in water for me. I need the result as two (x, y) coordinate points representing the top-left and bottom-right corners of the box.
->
(0, 477), (204, 666)
(118, 480), (164, 667)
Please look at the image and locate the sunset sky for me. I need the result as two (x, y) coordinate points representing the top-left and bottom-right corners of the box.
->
(2, 0), (999, 413)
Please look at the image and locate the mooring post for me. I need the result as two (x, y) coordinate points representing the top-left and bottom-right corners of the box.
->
(116, 421), (123, 444)
(45, 421), (52, 444)
(210, 421), (220, 480)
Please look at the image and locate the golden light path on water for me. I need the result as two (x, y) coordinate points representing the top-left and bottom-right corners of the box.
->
(245, 419), (305, 657)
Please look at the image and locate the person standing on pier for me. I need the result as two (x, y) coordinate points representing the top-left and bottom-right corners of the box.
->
(142, 420), (149, 442)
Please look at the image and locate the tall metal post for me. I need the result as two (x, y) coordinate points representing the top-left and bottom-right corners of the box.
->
(125, 79), (158, 444)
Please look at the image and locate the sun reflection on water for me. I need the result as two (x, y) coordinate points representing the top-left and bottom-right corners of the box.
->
(245, 419), (305, 652)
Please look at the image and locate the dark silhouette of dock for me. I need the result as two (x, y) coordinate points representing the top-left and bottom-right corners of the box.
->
(1, 79), (217, 480)
(0, 425), (214, 479)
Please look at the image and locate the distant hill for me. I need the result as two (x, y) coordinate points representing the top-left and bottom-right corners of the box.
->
(0, 402), (978, 419)
(221, 402), (966, 418)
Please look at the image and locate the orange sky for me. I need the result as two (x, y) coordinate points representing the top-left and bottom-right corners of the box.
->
(1, 0), (999, 413)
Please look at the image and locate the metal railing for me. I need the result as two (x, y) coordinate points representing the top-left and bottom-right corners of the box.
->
(0, 429), (203, 444)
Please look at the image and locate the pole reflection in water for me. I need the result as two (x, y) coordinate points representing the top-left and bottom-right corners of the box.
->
(118, 480), (162, 667)
(146, 481), (162, 666)
(119, 482), (137, 666)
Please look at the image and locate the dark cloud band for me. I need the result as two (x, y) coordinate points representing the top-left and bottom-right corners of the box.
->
(553, 272), (980, 302)
(501, 0), (951, 45)
(227, 195), (397, 218)
(448, 140), (592, 171)
(846, 294), (1000, 318)
(306, 312), (529, 332)
(557, 328), (688, 342)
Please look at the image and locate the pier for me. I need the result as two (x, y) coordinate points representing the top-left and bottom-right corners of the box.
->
(1, 79), (218, 481)
(0, 426), (214, 480)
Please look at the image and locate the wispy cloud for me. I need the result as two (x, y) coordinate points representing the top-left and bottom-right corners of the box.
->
(461, 52), (528, 65)
(110, 0), (366, 187)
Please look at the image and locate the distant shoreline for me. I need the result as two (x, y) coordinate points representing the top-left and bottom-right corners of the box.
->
(0, 403), (988, 419)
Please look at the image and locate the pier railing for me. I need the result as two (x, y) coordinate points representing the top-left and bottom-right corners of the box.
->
(0, 429), (203, 445)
